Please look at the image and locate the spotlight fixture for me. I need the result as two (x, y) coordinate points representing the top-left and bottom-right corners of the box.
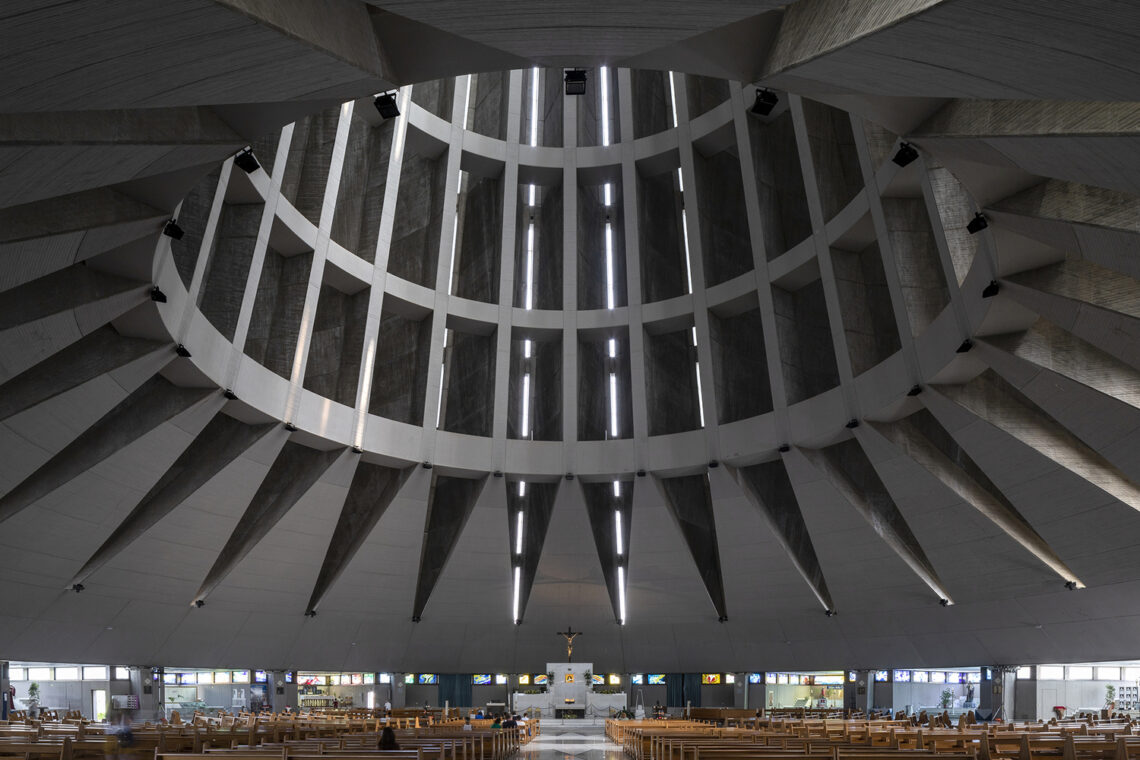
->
(284, 422), (297, 432)
(411, 615), (421, 623)
(982, 280), (1000, 298)
(845, 419), (860, 429)
(374, 92), (400, 119)
(352, 445), (363, 454)
(195, 599), (205, 608)
(777, 444), (790, 453)
(233, 148), (260, 174)
(564, 69), (587, 96)
(892, 142), (919, 167)
(825, 609), (837, 617)
(708, 460), (719, 469)
(175, 344), (191, 358)
(514, 618), (522, 626)
(493, 470), (503, 478)
(150, 286), (167, 303)
(750, 88), (779, 116)
(966, 212), (988, 234)
(939, 598), (950, 607)
(636, 469), (646, 477)
(565, 472), (575, 480)
(1065, 581), (1079, 591)
(907, 385), (923, 397)
(304, 610), (317, 618)
(956, 339), (974, 354)
(72, 583), (85, 593)
(422, 461), (433, 469)
(223, 389), (237, 400)
(163, 219), (184, 240)
(718, 615), (728, 623)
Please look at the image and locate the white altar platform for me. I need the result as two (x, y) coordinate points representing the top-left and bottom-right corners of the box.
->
(512, 662), (627, 718)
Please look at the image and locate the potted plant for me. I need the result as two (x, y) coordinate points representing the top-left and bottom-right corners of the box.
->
(1106, 684), (1116, 709)
(939, 689), (953, 709)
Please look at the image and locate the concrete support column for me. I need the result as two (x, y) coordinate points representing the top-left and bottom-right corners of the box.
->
(130, 667), (163, 723)
(1, 661), (9, 721)
(268, 671), (297, 712)
(392, 675), (407, 708)
(981, 666), (1015, 721)
(733, 674), (747, 709)
(849, 670), (873, 714)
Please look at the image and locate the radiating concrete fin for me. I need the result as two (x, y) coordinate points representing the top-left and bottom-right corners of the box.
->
(68, 414), (282, 588)
(581, 480), (632, 623)
(505, 479), (559, 622)
(412, 473), (489, 620)
(731, 459), (834, 611)
(0, 263), (149, 332)
(194, 442), (348, 604)
(866, 412), (1082, 587)
(655, 473), (728, 620)
(306, 460), (413, 614)
(797, 440), (954, 603)
(927, 371), (1140, 513)
(0, 186), (166, 245)
(0, 375), (216, 524)
(0, 327), (169, 421)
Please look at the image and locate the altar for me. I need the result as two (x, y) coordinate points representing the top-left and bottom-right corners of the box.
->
(512, 662), (627, 718)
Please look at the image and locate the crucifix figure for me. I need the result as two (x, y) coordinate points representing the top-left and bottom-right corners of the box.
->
(556, 626), (582, 662)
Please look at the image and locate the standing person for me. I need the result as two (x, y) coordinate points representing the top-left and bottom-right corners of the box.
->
(384, 698), (392, 714)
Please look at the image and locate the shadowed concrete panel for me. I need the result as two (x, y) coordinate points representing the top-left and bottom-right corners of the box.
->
(685, 74), (730, 119)
(514, 182), (564, 309)
(509, 336), (562, 441)
(772, 278), (841, 404)
(644, 328), (701, 435)
(303, 283), (369, 407)
(927, 161), (978, 285)
(0, 376), (216, 524)
(831, 240), (901, 374)
(578, 333), (632, 441)
(249, 131), (279, 178)
(0, 263), (148, 332)
(733, 459), (834, 611)
(866, 411), (1082, 586)
(244, 248), (313, 379)
(455, 173), (503, 304)
(0, 186), (165, 246)
(926, 372), (1140, 513)
(631, 70), (670, 139)
(637, 170), (687, 303)
(708, 307), (773, 423)
(746, 109), (812, 259)
(798, 439), (954, 602)
(578, 181), (626, 309)
(881, 197), (949, 336)
(694, 147), (752, 287)
(507, 479), (559, 620)
(369, 310), (432, 425)
(802, 98), (863, 221)
(194, 442), (347, 603)
(656, 473), (728, 619)
(413, 474), (488, 619)
(331, 112), (394, 263)
(581, 479), (632, 623)
(471, 71), (509, 141)
(411, 77), (456, 121)
(0, 327), (169, 422)
(279, 107), (340, 224)
(442, 330), (496, 437)
(170, 168), (221, 288)
(198, 201), (263, 340)
(389, 149), (447, 288)
(68, 414), (281, 588)
(307, 461), (412, 614)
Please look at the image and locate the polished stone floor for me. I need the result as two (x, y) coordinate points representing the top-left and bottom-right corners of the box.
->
(522, 721), (623, 760)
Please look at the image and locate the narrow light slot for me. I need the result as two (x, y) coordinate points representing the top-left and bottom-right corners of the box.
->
(446, 211), (459, 295)
(525, 223), (536, 310)
(512, 565), (521, 622)
(461, 74), (473, 130)
(519, 480), (526, 497)
(608, 338), (617, 358)
(604, 182), (611, 207)
(681, 209), (693, 294)
(529, 67), (539, 147)
(677, 166), (684, 194)
(617, 565), (627, 623)
(609, 372), (619, 437)
(516, 510), (524, 555)
(521, 372), (531, 437)
(615, 509), (623, 555)
(605, 222), (615, 309)
(691, 326), (698, 346)
(524, 339), (532, 359)
(613, 480), (621, 498)
(529, 183), (535, 206)
(600, 66), (611, 146)
(695, 361), (706, 428)
(435, 362), (446, 428)
(668, 71), (679, 128)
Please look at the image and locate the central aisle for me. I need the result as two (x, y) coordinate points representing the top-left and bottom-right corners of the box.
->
(521, 719), (623, 760)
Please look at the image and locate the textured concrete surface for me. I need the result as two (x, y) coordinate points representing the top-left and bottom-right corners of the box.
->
(245, 248), (313, 379)
(657, 473), (728, 619)
(694, 147), (752, 286)
(577, 181), (625, 309)
(580, 479), (633, 622)
(514, 183), (564, 309)
(880, 197), (949, 337)
(831, 241), (901, 374)
(414, 474), (487, 618)
(802, 99), (864, 221)
(644, 328), (701, 435)
(280, 108), (340, 225)
(170, 168), (222, 288)
(303, 283), (370, 406)
(508, 336), (562, 441)
(389, 150), (447, 287)
(631, 70), (670, 138)
(454, 174), (503, 303)
(369, 310), (433, 424)
(637, 171), (687, 303)
(772, 278), (840, 404)
(506, 478), (558, 619)
(198, 201), (263, 340)
(331, 112), (394, 262)
(442, 330), (496, 437)
(746, 110), (812, 259)
(707, 307), (772, 423)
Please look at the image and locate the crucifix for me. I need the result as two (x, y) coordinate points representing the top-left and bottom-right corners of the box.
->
(556, 626), (582, 662)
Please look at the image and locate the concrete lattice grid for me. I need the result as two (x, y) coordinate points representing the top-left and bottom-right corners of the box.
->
(1, 1), (1140, 674)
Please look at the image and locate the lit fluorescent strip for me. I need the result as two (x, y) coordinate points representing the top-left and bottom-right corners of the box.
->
(605, 222), (615, 309)
(668, 71), (679, 128)
(600, 66), (611, 146)
(613, 480), (621, 497)
(462, 75), (473, 129)
(521, 372), (531, 437)
(525, 223), (535, 310)
(615, 510), (623, 555)
(604, 182), (611, 207)
(518, 480), (526, 497)
(608, 338), (616, 358)
(617, 566), (627, 624)
(512, 565), (521, 622)
(447, 212), (459, 295)
(524, 339), (532, 359)
(529, 68), (539, 147)
(695, 362), (706, 428)
(516, 510), (524, 554)
(435, 363), (445, 428)
(681, 209), (693, 294)
(609, 372), (619, 437)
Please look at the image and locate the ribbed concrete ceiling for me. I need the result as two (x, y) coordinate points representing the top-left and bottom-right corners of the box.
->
(2, 0), (1140, 674)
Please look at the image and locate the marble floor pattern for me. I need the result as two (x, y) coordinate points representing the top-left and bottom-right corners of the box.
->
(522, 722), (623, 760)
